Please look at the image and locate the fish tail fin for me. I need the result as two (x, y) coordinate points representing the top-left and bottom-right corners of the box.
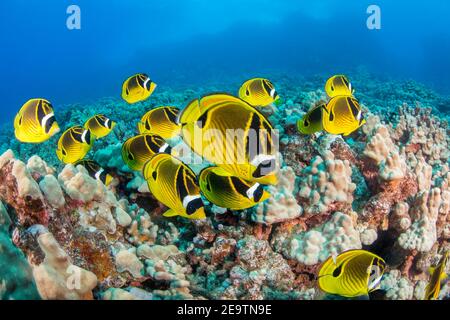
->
(163, 209), (179, 218)
(188, 207), (207, 220)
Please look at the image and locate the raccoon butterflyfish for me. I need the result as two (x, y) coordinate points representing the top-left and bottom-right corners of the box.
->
(325, 75), (354, 98)
(56, 126), (94, 164)
(178, 93), (279, 185)
(297, 103), (325, 135)
(14, 99), (60, 143)
(318, 249), (386, 298)
(84, 114), (116, 139)
(121, 133), (171, 171)
(122, 73), (157, 104)
(238, 78), (279, 107)
(74, 159), (113, 186)
(199, 166), (271, 210)
(424, 252), (448, 300)
(143, 153), (206, 220)
(138, 106), (181, 140)
(322, 96), (366, 136)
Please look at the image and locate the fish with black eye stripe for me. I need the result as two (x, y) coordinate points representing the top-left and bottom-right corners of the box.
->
(122, 133), (171, 171)
(122, 73), (157, 104)
(56, 126), (94, 164)
(238, 78), (279, 107)
(322, 96), (366, 136)
(325, 75), (354, 98)
(138, 106), (181, 140)
(84, 114), (116, 139)
(199, 166), (271, 210)
(143, 153), (206, 220)
(14, 98), (60, 143)
(424, 251), (448, 300)
(297, 103), (325, 135)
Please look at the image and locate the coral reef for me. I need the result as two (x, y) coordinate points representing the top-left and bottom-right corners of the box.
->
(0, 73), (448, 300)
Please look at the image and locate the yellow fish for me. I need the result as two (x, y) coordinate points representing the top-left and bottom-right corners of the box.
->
(325, 75), (354, 98)
(199, 166), (271, 210)
(178, 93), (278, 185)
(14, 99), (60, 143)
(138, 106), (181, 140)
(297, 103), (325, 135)
(122, 73), (157, 104)
(74, 159), (113, 186)
(322, 96), (366, 136)
(424, 252), (448, 300)
(318, 249), (386, 298)
(84, 114), (116, 139)
(56, 126), (94, 164)
(238, 78), (279, 107)
(143, 153), (206, 220)
(122, 134), (171, 171)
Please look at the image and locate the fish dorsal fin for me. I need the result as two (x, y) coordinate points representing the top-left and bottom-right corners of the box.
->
(163, 209), (179, 218)
(332, 253), (338, 265)
(178, 93), (244, 125)
(211, 166), (234, 177)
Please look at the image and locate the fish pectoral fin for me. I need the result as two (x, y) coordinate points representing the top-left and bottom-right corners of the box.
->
(163, 209), (179, 218)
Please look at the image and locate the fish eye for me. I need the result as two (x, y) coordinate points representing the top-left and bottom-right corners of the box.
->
(18, 116), (23, 126)
(330, 85), (334, 91)
(206, 183), (211, 192)
(304, 119), (310, 127)
(128, 152), (134, 161)
(246, 89), (250, 96)
(126, 88), (129, 95)
(62, 148), (67, 156)
(152, 171), (157, 180)
(145, 121), (151, 130)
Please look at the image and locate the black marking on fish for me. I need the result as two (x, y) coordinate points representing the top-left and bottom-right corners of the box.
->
(186, 197), (203, 215)
(246, 89), (250, 96)
(18, 115), (23, 126)
(176, 167), (188, 201)
(342, 76), (350, 89)
(197, 112), (208, 128)
(36, 100), (46, 122)
(262, 80), (272, 96)
(61, 148), (67, 156)
(304, 118), (310, 127)
(329, 109), (334, 122)
(165, 108), (178, 123)
(44, 116), (56, 134)
(330, 85), (334, 91)
(347, 97), (360, 119)
(145, 135), (163, 152)
(333, 264), (343, 277)
(71, 129), (84, 143)
(206, 182), (211, 192)
(85, 130), (92, 144)
(253, 185), (263, 202)
(152, 170), (157, 180)
(230, 176), (250, 198)
(145, 120), (151, 131)
(252, 159), (275, 178)
(309, 105), (323, 123)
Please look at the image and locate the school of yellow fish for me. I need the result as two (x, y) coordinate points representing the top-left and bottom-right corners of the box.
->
(13, 73), (447, 300)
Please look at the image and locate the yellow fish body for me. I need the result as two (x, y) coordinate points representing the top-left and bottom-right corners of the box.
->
(199, 166), (271, 210)
(56, 126), (94, 164)
(138, 106), (181, 140)
(322, 96), (366, 136)
(318, 249), (386, 298)
(238, 78), (279, 107)
(325, 75), (354, 98)
(121, 134), (170, 171)
(179, 93), (278, 185)
(74, 159), (113, 186)
(84, 114), (116, 139)
(425, 252), (448, 300)
(122, 73), (157, 104)
(14, 99), (60, 143)
(143, 153), (206, 220)
(297, 104), (325, 135)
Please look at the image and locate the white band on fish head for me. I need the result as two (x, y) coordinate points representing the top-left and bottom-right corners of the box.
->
(270, 88), (276, 99)
(182, 195), (201, 209)
(94, 169), (104, 181)
(159, 143), (170, 153)
(250, 154), (276, 167)
(41, 112), (54, 130)
(81, 129), (88, 144)
(246, 182), (260, 200)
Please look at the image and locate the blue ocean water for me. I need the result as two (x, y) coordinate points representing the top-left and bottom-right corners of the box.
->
(0, 0), (449, 125)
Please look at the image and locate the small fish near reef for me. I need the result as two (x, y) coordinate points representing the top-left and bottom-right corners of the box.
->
(297, 103), (325, 135)
(56, 126), (94, 164)
(199, 166), (271, 210)
(122, 73), (157, 104)
(84, 114), (116, 139)
(318, 249), (386, 298)
(74, 159), (113, 186)
(14, 98), (60, 143)
(138, 106), (181, 140)
(424, 252), (448, 300)
(143, 153), (206, 220)
(325, 75), (354, 98)
(238, 78), (279, 107)
(178, 93), (279, 186)
(322, 96), (366, 136)
(122, 133), (171, 171)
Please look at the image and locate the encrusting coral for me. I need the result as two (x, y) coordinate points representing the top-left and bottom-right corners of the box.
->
(0, 74), (449, 300)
